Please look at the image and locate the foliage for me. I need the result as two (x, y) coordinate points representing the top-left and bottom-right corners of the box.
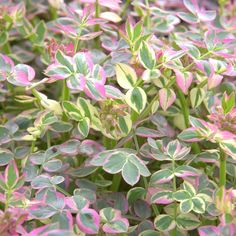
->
(0, 0), (236, 235)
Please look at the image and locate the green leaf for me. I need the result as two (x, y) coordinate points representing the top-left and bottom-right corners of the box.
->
(154, 214), (175, 232)
(222, 92), (235, 115)
(0, 148), (14, 166)
(116, 63), (137, 89)
(138, 41), (156, 69)
(6, 161), (19, 189)
(34, 20), (46, 45)
(183, 181), (196, 197)
(122, 160), (140, 186)
(125, 87), (147, 114)
(78, 117), (90, 138)
(220, 141), (236, 160)
(139, 230), (161, 236)
(127, 187), (147, 204)
(173, 190), (191, 201)
(118, 115), (132, 135)
(126, 20), (133, 41)
(0, 31), (8, 46)
(56, 50), (73, 71)
(151, 190), (173, 204)
(192, 197), (206, 214)
(103, 152), (127, 174)
(190, 87), (205, 108)
(77, 97), (93, 119)
(133, 21), (143, 41)
(74, 52), (90, 75)
(178, 128), (203, 142)
(150, 169), (174, 185)
(176, 213), (200, 230)
(50, 121), (73, 133)
(128, 154), (150, 177)
(180, 199), (193, 213)
(62, 101), (83, 121)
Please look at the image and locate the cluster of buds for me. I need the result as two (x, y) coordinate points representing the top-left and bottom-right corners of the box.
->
(208, 107), (236, 136)
(46, 38), (74, 62)
(0, 208), (27, 236)
(216, 188), (236, 226)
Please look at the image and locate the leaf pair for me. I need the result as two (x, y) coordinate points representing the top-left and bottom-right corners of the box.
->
(90, 149), (150, 186)
(116, 63), (147, 114)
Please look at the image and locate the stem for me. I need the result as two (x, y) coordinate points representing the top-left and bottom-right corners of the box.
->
(183, 51), (211, 72)
(171, 158), (177, 236)
(94, 0), (100, 47)
(145, 0), (151, 32)
(31, 88), (43, 109)
(138, 94), (159, 121)
(5, 189), (11, 211)
(61, 80), (70, 101)
(56, 185), (71, 197)
(120, 0), (131, 17)
(49, 5), (58, 20)
(31, 140), (36, 153)
(110, 174), (122, 192)
(219, 149), (226, 200)
(134, 135), (160, 215)
(46, 132), (51, 148)
(176, 88), (201, 154)
(74, 25), (83, 53)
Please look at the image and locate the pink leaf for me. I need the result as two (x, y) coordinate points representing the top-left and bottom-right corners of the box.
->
(159, 88), (176, 111)
(175, 70), (193, 94)
(76, 208), (100, 234)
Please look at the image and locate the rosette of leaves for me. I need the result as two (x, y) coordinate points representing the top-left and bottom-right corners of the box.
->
(26, 110), (58, 140)
(0, 161), (25, 206)
(173, 181), (209, 214)
(100, 207), (129, 234)
(66, 194), (100, 234)
(45, 50), (107, 101)
(62, 99), (93, 138)
(149, 140), (199, 180)
(120, 20), (150, 57)
(90, 149), (150, 186)
(30, 189), (72, 230)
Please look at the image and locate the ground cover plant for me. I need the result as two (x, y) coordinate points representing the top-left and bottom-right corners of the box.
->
(0, 0), (236, 235)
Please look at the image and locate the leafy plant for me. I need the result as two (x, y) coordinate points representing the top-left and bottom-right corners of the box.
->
(0, 0), (236, 235)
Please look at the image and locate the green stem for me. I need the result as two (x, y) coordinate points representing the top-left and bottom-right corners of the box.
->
(46, 132), (51, 148)
(134, 135), (160, 215)
(176, 88), (201, 154)
(138, 94), (159, 121)
(219, 149), (226, 200)
(145, 0), (151, 32)
(61, 80), (70, 101)
(183, 51), (212, 72)
(74, 25), (83, 53)
(94, 0), (101, 47)
(110, 174), (122, 192)
(49, 5), (58, 20)
(31, 140), (36, 153)
(5, 189), (11, 211)
(56, 185), (71, 197)
(120, 0), (131, 17)
(171, 158), (177, 236)
(95, 0), (100, 30)
(31, 88), (43, 109)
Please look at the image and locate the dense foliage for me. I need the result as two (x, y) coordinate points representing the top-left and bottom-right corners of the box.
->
(0, 0), (236, 235)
